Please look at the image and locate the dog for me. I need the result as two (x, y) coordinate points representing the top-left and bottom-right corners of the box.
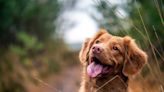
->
(78, 29), (147, 92)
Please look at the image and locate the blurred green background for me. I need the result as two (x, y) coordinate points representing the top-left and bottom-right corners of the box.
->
(0, 0), (163, 92)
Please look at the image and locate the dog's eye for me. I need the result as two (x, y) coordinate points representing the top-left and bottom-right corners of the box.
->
(95, 40), (100, 44)
(113, 46), (119, 51)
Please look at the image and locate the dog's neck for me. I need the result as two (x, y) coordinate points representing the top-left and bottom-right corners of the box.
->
(84, 64), (128, 92)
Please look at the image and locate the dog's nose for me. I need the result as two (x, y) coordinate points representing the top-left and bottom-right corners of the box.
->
(92, 46), (102, 54)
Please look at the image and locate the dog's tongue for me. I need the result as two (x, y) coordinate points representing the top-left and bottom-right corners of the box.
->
(87, 62), (103, 78)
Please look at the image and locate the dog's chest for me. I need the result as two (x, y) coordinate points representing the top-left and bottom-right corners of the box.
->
(90, 76), (128, 92)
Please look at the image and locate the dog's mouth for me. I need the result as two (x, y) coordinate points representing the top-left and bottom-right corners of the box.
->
(87, 57), (114, 78)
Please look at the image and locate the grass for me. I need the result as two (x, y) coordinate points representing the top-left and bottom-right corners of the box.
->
(93, 0), (164, 91)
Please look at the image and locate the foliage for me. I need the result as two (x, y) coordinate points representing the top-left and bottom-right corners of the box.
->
(95, 0), (130, 35)
(96, 0), (163, 43)
(127, 0), (164, 48)
(0, 0), (59, 48)
(0, 0), (63, 92)
(96, 0), (164, 52)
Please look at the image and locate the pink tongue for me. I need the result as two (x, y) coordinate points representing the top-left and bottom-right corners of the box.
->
(87, 62), (103, 78)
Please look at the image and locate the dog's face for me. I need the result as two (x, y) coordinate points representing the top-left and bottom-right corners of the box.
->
(79, 29), (147, 78)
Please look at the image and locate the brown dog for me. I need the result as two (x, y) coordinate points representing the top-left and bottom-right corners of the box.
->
(79, 29), (147, 92)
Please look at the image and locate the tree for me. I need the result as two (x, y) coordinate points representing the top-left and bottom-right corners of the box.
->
(95, 0), (164, 52)
(0, 0), (60, 92)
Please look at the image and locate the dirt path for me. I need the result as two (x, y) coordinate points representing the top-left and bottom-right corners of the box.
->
(28, 65), (163, 92)
(28, 66), (82, 92)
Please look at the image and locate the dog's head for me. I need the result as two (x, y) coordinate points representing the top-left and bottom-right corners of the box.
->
(79, 29), (147, 78)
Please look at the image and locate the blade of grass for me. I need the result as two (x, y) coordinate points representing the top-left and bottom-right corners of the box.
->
(136, 2), (163, 85)
(161, 85), (164, 92)
(152, 25), (164, 54)
(153, 0), (164, 26)
(33, 76), (62, 92)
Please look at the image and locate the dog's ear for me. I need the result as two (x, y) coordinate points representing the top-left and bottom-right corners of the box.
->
(79, 38), (91, 64)
(79, 29), (108, 63)
(122, 36), (148, 77)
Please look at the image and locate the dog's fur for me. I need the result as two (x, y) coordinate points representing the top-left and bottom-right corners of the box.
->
(79, 29), (147, 92)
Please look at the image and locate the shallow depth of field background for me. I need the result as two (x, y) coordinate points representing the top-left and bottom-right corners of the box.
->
(0, 0), (164, 92)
